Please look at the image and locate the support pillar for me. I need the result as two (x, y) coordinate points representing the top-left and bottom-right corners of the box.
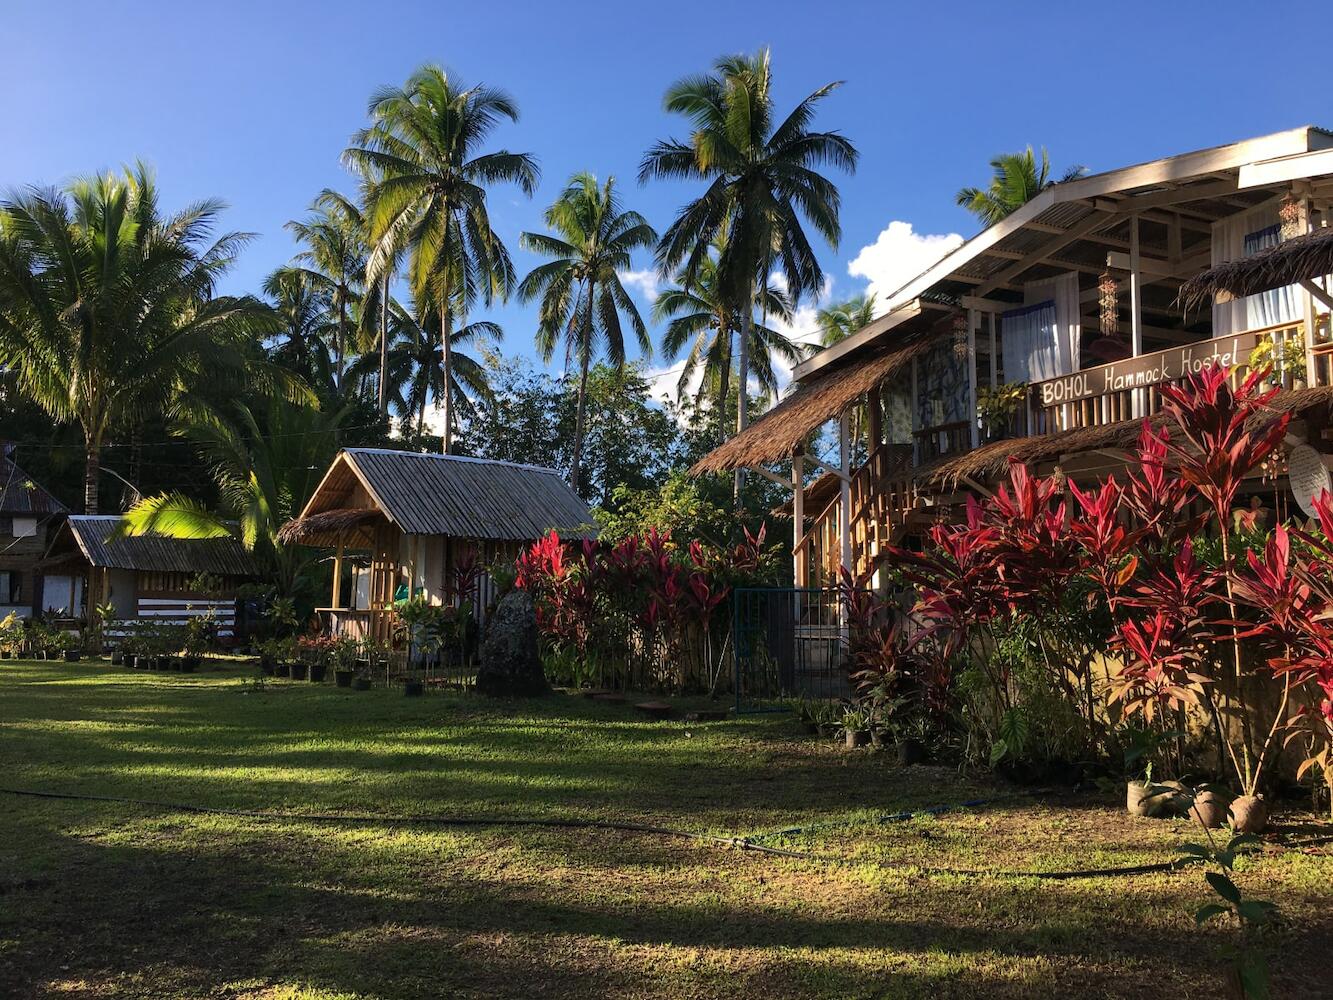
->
(966, 307), (980, 449)
(791, 450), (806, 588)
(1129, 215), (1144, 417)
(332, 535), (344, 609)
(839, 412), (852, 580)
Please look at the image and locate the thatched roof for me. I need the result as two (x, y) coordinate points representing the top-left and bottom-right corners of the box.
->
(1180, 227), (1333, 312)
(920, 385), (1333, 486)
(277, 507), (385, 547)
(691, 335), (932, 474)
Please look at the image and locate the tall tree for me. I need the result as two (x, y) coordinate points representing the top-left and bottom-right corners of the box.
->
(346, 64), (537, 453)
(816, 292), (876, 346)
(640, 48), (856, 498)
(263, 266), (337, 396)
(0, 165), (282, 513)
(954, 147), (1086, 227)
(655, 253), (801, 443)
(518, 173), (656, 487)
(117, 397), (348, 601)
(347, 298), (498, 438)
(284, 190), (366, 391)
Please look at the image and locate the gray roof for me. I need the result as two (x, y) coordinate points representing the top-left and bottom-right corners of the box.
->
(0, 455), (68, 515)
(342, 449), (594, 541)
(64, 516), (260, 576)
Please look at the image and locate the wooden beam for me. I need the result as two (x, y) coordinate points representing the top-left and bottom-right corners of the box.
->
(803, 453), (849, 483)
(972, 210), (1116, 296)
(748, 465), (796, 491)
(1300, 278), (1333, 311)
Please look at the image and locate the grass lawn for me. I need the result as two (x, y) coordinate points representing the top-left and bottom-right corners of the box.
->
(1, 659), (1330, 999)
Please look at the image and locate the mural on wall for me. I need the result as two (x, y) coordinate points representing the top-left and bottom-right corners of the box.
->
(915, 340), (968, 430)
(879, 370), (913, 445)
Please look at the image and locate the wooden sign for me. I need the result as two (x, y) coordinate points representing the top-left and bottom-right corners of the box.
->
(1036, 333), (1257, 407)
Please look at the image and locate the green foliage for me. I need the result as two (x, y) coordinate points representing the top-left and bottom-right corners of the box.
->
(955, 147), (1086, 227)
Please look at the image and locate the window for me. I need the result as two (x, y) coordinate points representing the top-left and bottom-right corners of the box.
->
(0, 571), (20, 604)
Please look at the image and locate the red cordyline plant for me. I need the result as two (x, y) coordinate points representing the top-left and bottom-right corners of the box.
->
(515, 525), (770, 693)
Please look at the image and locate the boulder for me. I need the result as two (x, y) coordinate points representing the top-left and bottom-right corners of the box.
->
(476, 590), (549, 697)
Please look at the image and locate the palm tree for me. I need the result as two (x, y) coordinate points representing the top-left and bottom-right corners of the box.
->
(655, 253), (802, 443)
(285, 190), (366, 391)
(816, 293), (876, 346)
(0, 165), (281, 513)
(345, 64), (537, 453)
(640, 48), (856, 495)
(954, 147), (1086, 227)
(263, 266), (337, 396)
(347, 298), (498, 437)
(518, 173), (656, 486)
(116, 397), (347, 600)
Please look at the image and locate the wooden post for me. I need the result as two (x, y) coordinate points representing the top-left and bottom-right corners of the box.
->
(1299, 195), (1319, 386)
(910, 356), (920, 464)
(839, 412), (852, 579)
(866, 389), (883, 453)
(967, 307), (980, 449)
(332, 535), (344, 610)
(1129, 215), (1144, 418)
(407, 534), (418, 601)
(791, 450), (806, 588)
(988, 311), (998, 389)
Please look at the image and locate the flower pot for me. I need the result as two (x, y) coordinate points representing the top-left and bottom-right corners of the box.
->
(352, 676), (371, 691)
(109, 651), (123, 666)
(1228, 795), (1268, 834)
(1190, 789), (1231, 829)
(63, 650), (81, 662)
(274, 661), (291, 678)
(308, 663), (328, 684)
(404, 679), (423, 697)
(845, 729), (870, 749)
(897, 739), (925, 767)
(258, 655), (275, 676)
(289, 662), (308, 681)
(180, 656), (199, 674)
(0, 650), (10, 660)
(168, 657), (182, 672)
(335, 669), (354, 688)
(1126, 780), (1179, 818)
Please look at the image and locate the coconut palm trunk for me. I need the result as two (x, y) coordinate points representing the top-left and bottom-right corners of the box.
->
(570, 344), (592, 489)
(378, 274), (390, 414)
(439, 293), (453, 454)
(733, 281), (753, 504)
(83, 436), (101, 514)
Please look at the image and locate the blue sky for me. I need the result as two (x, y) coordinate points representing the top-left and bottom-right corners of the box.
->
(5, 0), (1329, 399)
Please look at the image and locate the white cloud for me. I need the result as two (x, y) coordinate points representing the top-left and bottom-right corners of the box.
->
(618, 268), (661, 302)
(847, 221), (964, 306)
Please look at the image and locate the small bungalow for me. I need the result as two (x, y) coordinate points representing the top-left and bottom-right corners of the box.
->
(0, 446), (69, 619)
(279, 448), (595, 641)
(39, 515), (260, 640)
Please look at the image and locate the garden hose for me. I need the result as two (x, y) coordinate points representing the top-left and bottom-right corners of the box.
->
(4, 785), (1331, 883)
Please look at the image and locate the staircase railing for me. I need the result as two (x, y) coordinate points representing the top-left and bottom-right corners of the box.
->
(795, 443), (918, 589)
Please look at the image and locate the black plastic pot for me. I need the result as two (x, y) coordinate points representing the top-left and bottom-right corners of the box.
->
(335, 669), (354, 688)
(180, 656), (200, 674)
(167, 657), (182, 672)
(274, 661), (292, 678)
(289, 662), (308, 681)
(353, 676), (371, 691)
(308, 663), (328, 684)
(0, 650), (11, 660)
(258, 654), (275, 676)
(845, 729), (870, 749)
(63, 649), (81, 662)
(897, 739), (926, 766)
(110, 651), (123, 666)
(404, 679), (423, 697)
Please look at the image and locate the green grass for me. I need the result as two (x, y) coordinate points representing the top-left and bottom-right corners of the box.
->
(1, 659), (1330, 999)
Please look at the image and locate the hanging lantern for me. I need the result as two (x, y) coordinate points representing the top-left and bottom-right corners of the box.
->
(1279, 195), (1302, 242)
(1099, 270), (1119, 338)
(951, 312), (969, 360)
(1260, 444), (1289, 484)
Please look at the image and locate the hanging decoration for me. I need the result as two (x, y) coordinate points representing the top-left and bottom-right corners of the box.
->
(1099, 270), (1119, 338)
(1260, 443), (1289, 485)
(1279, 195), (1302, 242)
(951, 312), (969, 361)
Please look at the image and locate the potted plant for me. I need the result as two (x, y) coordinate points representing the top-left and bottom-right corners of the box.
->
(0, 612), (21, 660)
(1249, 334), (1307, 391)
(976, 382), (1029, 442)
(843, 706), (871, 749)
(333, 637), (357, 688)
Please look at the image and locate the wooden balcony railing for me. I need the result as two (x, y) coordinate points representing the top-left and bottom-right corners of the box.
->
(1028, 322), (1303, 435)
(913, 421), (972, 462)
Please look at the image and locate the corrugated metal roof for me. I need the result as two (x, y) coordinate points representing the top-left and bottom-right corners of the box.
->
(65, 516), (260, 575)
(341, 449), (595, 540)
(0, 455), (68, 514)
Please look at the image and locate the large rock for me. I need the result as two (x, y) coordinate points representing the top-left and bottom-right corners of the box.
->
(476, 590), (549, 697)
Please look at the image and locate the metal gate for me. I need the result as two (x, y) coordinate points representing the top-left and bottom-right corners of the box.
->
(732, 587), (855, 713)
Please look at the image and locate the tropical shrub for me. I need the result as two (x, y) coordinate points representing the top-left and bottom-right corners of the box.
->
(516, 525), (776, 693)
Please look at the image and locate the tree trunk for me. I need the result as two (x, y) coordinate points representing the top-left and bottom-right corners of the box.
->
(83, 435), (100, 515)
(336, 289), (347, 391)
(734, 282), (753, 505)
(716, 320), (731, 448)
(569, 344), (592, 491)
(440, 301), (453, 455)
(378, 275), (390, 415)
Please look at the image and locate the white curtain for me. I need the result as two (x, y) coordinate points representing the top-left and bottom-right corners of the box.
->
(1002, 300), (1064, 382)
(1024, 272), (1082, 372)
(1211, 204), (1301, 335)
